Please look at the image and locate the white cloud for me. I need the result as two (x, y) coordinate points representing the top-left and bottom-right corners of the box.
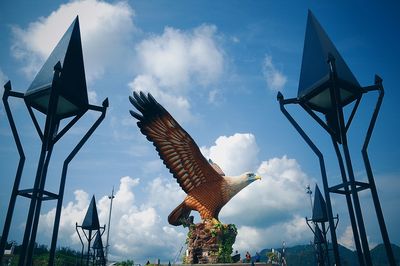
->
(11, 0), (135, 81)
(129, 24), (225, 122)
(339, 225), (355, 250)
(234, 216), (310, 254)
(39, 176), (186, 262)
(38, 133), (315, 262)
(262, 55), (287, 92)
(201, 133), (314, 253)
(220, 155), (313, 227)
(39, 190), (90, 245)
(201, 133), (259, 176)
(338, 225), (377, 251)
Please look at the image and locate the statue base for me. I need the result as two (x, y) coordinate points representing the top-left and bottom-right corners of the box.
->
(184, 220), (237, 264)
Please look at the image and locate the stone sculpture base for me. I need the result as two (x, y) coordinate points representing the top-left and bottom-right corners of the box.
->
(184, 220), (237, 264)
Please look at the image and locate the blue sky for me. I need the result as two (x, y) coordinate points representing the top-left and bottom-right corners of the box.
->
(0, 0), (399, 262)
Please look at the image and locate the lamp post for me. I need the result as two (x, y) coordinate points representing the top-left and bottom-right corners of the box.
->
(0, 16), (108, 265)
(278, 10), (396, 266)
(105, 186), (115, 264)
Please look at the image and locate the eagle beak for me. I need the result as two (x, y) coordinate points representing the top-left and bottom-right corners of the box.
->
(255, 175), (262, 180)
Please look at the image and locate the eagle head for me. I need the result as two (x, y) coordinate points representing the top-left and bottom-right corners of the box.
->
(223, 172), (261, 200)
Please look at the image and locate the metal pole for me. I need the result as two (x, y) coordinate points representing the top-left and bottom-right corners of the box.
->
(320, 222), (330, 266)
(277, 93), (341, 265)
(332, 140), (365, 265)
(361, 78), (396, 265)
(87, 230), (92, 266)
(105, 186), (115, 263)
(328, 54), (372, 265)
(48, 100), (108, 265)
(18, 144), (48, 266)
(0, 83), (26, 262)
(26, 144), (55, 264)
(331, 84), (372, 265)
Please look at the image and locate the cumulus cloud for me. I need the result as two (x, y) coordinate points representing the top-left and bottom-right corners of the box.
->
(220, 156), (313, 227)
(201, 133), (314, 253)
(39, 176), (186, 262)
(11, 0), (135, 81)
(339, 225), (355, 250)
(234, 216), (310, 253)
(129, 25), (225, 122)
(338, 225), (377, 251)
(201, 133), (259, 176)
(39, 190), (90, 245)
(39, 133), (315, 261)
(262, 55), (287, 92)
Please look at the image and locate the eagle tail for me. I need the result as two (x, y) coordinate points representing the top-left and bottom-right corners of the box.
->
(168, 201), (192, 226)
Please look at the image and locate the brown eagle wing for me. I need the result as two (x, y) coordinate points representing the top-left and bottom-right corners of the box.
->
(129, 92), (223, 194)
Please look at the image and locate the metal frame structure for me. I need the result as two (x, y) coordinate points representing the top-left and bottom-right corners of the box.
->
(76, 223), (106, 266)
(306, 209), (339, 265)
(278, 67), (396, 266)
(0, 66), (108, 265)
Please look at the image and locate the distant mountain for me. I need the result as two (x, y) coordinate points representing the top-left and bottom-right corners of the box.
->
(371, 244), (400, 266)
(255, 243), (400, 266)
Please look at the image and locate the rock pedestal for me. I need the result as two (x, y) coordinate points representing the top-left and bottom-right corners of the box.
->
(184, 220), (237, 264)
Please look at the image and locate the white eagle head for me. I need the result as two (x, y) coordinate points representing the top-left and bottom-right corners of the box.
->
(223, 172), (261, 199)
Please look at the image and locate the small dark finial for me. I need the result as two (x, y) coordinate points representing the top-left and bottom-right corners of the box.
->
(102, 98), (109, 108)
(374, 74), (383, 85)
(4, 80), (11, 91)
(54, 61), (62, 71)
(277, 91), (284, 101)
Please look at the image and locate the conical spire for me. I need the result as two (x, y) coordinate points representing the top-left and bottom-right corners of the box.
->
(312, 184), (328, 223)
(92, 232), (104, 250)
(25, 16), (88, 119)
(297, 10), (361, 113)
(82, 195), (100, 230)
(314, 224), (325, 244)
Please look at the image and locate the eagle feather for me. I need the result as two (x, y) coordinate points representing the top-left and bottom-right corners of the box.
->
(129, 92), (260, 226)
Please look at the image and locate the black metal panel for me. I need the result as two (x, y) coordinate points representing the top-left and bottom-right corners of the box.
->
(312, 185), (328, 223)
(25, 16), (88, 118)
(298, 10), (362, 113)
(82, 196), (101, 230)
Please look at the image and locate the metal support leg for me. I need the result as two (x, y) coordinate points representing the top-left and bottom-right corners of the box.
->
(332, 140), (365, 265)
(362, 80), (396, 265)
(331, 82), (372, 264)
(0, 84), (26, 262)
(277, 94), (341, 265)
(26, 146), (54, 265)
(48, 103), (107, 265)
(18, 145), (48, 266)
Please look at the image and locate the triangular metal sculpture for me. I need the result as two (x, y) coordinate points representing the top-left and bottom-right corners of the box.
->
(25, 16), (88, 119)
(92, 232), (104, 250)
(313, 224), (324, 244)
(297, 10), (362, 114)
(312, 184), (328, 223)
(93, 232), (106, 265)
(82, 195), (100, 230)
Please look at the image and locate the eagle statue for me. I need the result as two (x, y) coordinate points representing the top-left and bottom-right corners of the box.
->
(129, 92), (261, 226)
